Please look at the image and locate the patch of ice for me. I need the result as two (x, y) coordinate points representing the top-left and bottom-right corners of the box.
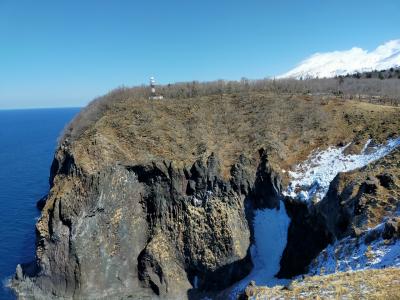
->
(193, 276), (199, 289)
(284, 137), (400, 202)
(309, 222), (400, 275)
(230, 202), (291, 298)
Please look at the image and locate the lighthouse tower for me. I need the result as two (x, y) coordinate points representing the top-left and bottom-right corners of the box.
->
(150, 77), (156, 98)
(149, 76), (163, 100)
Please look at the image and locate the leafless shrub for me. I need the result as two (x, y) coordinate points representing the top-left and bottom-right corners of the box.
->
(60, 87), (130, 144)
(59, 76), (400, 145)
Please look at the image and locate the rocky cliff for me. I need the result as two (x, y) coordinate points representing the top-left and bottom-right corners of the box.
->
(12, 145), (283, 299)
(10, 90), (400, 299)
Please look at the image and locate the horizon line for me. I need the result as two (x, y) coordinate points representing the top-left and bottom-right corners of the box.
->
(0, 106), (83, 111)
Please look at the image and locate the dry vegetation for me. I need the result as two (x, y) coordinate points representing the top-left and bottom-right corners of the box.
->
(62, 76), (400, 146)
(328, 148), (400, 230)
(59, 77), (400, 180)
(243, 268), (400, 299)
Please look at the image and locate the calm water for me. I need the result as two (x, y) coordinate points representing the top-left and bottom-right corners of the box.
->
(0, 108), (80, 299)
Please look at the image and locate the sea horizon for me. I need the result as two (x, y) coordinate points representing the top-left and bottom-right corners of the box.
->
(0, 106), (83, 111)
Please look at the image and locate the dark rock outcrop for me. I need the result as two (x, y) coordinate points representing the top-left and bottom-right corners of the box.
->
(362, 176), (379, 195)
(36, 195), (47, 211)
(250, 149), (282, 210)
(316, 173), (363, 240)
(377, 172), (397, 190)
(12, 147), (286, 299)
(277, 198), (332, 278)
(383, 217), (400, 240)
(316, 170), (397, 242)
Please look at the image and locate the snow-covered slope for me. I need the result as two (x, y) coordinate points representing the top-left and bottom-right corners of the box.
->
(283, 137), (400, 203)
(308, 219), (400, 275)
(278, 40), (400, 79)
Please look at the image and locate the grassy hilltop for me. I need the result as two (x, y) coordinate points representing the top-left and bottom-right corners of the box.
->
(61, 77), (400, 183)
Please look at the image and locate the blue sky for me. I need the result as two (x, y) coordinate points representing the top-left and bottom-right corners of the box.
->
(0, 0), (399, 109)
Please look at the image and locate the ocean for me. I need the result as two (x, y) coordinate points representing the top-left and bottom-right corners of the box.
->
(0, 108), (80, 299)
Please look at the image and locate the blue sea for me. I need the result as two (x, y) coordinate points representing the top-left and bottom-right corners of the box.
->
(0, 108), (80, 299)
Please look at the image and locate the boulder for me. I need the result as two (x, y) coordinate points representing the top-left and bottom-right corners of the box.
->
(377, 173), (397, 190)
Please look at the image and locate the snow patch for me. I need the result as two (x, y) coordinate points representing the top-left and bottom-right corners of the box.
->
(284, 137), (400, 203)
(309, 222), (400, 275)
(230, 202), (291, 298)
(278, 39), (400, 79)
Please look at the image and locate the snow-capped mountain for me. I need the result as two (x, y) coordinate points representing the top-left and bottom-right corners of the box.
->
(278, 39), (400, 79)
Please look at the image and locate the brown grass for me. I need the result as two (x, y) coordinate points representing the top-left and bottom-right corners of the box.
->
(60, 89), (400, 185)
(326, 147), (400, 231)
(247, 268), (400, 299)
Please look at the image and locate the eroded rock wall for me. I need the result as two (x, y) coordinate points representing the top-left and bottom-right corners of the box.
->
(12, 146), (285, 299)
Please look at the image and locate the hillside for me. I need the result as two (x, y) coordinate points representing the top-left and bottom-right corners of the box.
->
(10, 84), (400, 299)
(243, 268), (400, 299)
(62, 88), (400, 177)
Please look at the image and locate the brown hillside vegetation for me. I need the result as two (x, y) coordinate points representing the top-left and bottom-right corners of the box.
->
(60, 85), (400, 185)
(242, 268), (400, 300)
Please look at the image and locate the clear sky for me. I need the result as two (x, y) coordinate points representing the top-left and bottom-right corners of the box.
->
(0, 0), (399, 109)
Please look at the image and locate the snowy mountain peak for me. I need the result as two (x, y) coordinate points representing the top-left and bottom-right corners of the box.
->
(278, 40), (400, 79)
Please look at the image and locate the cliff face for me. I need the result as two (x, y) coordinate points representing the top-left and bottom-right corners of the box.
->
(12, 145), (284, 299)
(10, 91), (400, 299)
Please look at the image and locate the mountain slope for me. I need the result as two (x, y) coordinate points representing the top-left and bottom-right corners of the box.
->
(278, 40), (400, 79)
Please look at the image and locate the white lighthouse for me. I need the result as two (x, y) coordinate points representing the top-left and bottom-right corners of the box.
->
(149, 76), (163, 100)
